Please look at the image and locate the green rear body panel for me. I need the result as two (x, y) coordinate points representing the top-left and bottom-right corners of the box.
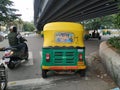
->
(41, 47), (86, 67)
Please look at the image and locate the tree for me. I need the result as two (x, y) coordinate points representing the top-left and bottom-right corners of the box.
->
(91, 20), (101, 30)
(83, 14), (118, 31)
(114, 13), (120, 29)
(113, 13), (120, 36)
(113, 0), (120, 27)
(113, 0), (120, 35)
(0, 0), (18, 24)
(100, 15), (115, 29)
(83, 18), (101, 31)
(23, 22), (35, 32)
(82, 19), (93, 30)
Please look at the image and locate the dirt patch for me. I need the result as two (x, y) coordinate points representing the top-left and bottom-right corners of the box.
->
(86, 51), (118, 88)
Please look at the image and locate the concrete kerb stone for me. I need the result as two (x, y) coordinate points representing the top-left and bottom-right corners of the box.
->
(99, 41), (120, 87)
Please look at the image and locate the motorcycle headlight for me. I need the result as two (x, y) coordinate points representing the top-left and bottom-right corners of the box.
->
(10, 51), (14, 55)
(5, 50), (14, 56)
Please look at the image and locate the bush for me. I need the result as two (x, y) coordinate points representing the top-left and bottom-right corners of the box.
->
(108, 36), (120, 51)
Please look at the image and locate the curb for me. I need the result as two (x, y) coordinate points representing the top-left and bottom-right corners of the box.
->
(99, 41), (120, 87)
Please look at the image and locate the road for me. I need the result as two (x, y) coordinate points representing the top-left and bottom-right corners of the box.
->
(0, 34), (117, 90)
(0, 35), (43, 81)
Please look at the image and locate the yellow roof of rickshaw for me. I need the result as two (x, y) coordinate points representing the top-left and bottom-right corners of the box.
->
(43, 22), (83, 31)
(43, 22), (85, 47)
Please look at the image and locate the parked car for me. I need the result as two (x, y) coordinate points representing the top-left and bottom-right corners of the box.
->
(0, 34), (4, 42)
(0, 32), (8, 39)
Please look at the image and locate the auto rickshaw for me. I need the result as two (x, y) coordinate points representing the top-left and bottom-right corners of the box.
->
(41, 22), (86, 78)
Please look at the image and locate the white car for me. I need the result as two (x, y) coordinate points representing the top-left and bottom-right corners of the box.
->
(0, 34), (4, 41)
(0, 32), (8, 39)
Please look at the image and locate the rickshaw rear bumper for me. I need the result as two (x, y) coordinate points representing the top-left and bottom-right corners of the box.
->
(42, 65), (86, 70)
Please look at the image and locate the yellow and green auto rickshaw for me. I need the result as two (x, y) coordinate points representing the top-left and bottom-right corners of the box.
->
(41, 22), (86, 78)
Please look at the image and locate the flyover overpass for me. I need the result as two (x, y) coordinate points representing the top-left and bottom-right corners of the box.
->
(34, 0), (120, 30)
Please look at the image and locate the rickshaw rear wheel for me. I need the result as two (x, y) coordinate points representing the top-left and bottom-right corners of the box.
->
(42, 70), (47, 78)
(78, 69), (86, 77)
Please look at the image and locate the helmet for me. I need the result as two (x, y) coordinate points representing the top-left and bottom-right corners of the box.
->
(9, 26), (17, 32)
(13, 26), (17, 32)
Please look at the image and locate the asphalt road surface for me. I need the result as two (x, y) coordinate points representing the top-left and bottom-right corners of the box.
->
(0, 35), (43, 81)
(0, 34), (117, 90)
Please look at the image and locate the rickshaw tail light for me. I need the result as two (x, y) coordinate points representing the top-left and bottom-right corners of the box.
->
(46, 53), (50, 62)
(79, 54), (83, 61)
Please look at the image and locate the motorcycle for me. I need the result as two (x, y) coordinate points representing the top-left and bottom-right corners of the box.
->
(2, 42), (29, 69)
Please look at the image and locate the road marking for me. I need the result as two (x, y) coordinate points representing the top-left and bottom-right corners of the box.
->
(8, 75), (80, 90)
(8, 78), (51, 90)
(40, 51), (42, 57)
(40, 51), (42, 64)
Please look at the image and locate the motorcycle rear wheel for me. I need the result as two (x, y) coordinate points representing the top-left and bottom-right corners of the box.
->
(25, 52), (29, 61)
(7, 61), (15, 69)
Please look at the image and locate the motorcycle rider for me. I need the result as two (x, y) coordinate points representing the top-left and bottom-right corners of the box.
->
(8, 26), (28, 57)
(8, 26), (19, 47)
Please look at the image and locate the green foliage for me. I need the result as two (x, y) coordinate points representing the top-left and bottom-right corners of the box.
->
(23, 22), (35, 32)
(91, 20), (101, 30)
(84, 34), (90, 40)
(83, 19), (101, 30)
(82, 20), (93, 30)
(0, 0), (18, 23)
(108, 36), (120, 50)
(13, 19), (23, 25)
(116, 0), (120, 9)
(114, 13), (120, 29)
(100, 15), (115, 29)
(83, 15), (116, 30)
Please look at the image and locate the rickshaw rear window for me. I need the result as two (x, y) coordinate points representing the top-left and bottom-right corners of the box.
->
(55, 32), (73, 43)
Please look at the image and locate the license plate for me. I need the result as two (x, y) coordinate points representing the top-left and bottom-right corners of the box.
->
(4, 58), (10, 64)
